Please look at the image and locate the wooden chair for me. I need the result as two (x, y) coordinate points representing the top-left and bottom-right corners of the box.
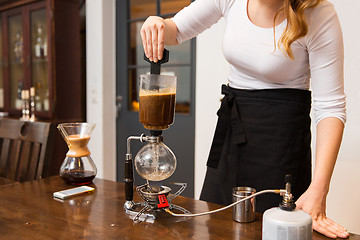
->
(0, 118), (51, 182)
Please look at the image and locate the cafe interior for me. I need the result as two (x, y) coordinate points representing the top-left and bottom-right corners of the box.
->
(0, 0), (359, 239)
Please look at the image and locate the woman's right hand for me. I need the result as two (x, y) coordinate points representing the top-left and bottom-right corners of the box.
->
(140, 16), (166, 63)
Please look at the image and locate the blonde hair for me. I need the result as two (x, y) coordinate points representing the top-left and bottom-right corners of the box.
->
(275, 0), (324, 59)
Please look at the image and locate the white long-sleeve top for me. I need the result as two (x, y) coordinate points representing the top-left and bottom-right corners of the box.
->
(172, 0), (346, 124)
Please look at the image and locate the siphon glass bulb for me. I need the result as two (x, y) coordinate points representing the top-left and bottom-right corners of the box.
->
(134, 142), (176, 181)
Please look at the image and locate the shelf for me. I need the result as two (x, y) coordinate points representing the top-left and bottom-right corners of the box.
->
(9, 61), (24, 65)
(32, 58), (48, 64)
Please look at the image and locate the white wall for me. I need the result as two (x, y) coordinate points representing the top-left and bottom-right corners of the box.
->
(324, 0), (360, 234)
(195, 0), (360, 235)
(87, 0), (359, 235)
(86, 0), (116, 181)
(195, 19), (228, 198)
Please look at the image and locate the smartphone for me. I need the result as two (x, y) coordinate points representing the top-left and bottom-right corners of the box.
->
(53, 186), (95, 199)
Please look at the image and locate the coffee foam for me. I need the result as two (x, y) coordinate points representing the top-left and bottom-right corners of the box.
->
(139, 87), (176, 97)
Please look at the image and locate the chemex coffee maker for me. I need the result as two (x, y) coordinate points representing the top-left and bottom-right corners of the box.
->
(57, 122), (97, 185)
(124, 49), (190, 222)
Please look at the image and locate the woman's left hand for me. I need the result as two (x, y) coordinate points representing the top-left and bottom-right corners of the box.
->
(296, 185), (349, 238)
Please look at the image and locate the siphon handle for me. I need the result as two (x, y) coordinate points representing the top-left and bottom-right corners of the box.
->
(124, 156), (134, 201)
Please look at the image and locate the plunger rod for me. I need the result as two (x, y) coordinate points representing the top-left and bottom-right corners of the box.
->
(143, 49), (169, 74)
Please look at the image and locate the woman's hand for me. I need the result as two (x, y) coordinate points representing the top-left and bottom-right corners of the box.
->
(140, 16), (166, 63)
(296, 185), (349, 238)
(140, 16), (178, 62)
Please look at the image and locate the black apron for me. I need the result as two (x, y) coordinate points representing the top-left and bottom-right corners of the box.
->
(200, 84), (312, 213)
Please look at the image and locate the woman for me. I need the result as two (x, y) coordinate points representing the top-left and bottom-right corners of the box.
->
(141, 0), (349, 238)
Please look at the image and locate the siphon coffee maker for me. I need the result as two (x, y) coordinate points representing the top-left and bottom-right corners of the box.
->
(124, 50), (190, 222)
(57, 123), (97, 185)
(122, 52), (307, 226)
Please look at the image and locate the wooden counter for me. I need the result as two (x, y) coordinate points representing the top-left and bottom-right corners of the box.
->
(0, 176), (358, 239)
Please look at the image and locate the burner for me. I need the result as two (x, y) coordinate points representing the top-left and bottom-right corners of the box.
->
(125, 182), (190, 222)
(138, 185), (171, 204)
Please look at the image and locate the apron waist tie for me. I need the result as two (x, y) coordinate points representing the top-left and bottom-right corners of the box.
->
(206, 85), (246, 169)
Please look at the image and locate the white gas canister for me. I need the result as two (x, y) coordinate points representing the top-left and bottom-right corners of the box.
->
(262, 207), (312, 240)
